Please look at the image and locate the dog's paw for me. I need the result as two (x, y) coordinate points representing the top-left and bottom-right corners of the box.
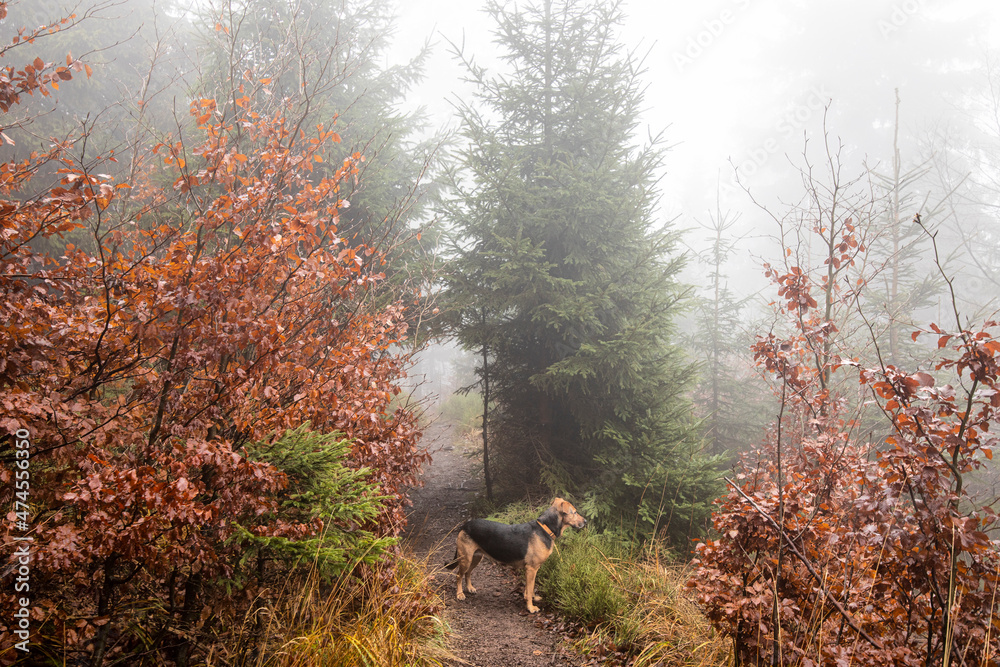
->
(466, 584), (477, 594)
(456, 591), (466, 601)
(527, 604), (540, 614)
(532, 594), (541, 601)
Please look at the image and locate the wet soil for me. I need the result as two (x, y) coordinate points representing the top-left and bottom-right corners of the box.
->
(404, 421), (580, 667)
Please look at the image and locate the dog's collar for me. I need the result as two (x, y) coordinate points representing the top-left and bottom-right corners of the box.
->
(536, 520), (556, 540)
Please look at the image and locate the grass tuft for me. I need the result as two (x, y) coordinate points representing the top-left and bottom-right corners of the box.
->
(242, 550), (450, 667)
(488, 500), (731, 666)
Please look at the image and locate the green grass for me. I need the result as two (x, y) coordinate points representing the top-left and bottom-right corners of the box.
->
(438, 391), (482, 433)
(487, 500), (731, 666)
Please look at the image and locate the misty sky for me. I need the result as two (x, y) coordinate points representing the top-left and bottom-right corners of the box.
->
(390, 0), (1000, 217)
(386, 0), (1000, 310)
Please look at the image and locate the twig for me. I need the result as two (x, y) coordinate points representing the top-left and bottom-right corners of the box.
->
(724, 477), (885, 652)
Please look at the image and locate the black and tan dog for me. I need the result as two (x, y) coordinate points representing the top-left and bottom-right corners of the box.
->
(444, 497), (587, 613)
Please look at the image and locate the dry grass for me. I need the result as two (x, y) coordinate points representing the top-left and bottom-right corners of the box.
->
(558, 553), (732, 667)
(241, 551), (451, 667)
(626, 558), (732, 667)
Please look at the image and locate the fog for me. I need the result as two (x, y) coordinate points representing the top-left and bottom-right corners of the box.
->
(10, 0), (1000, 384)
(11, 3), (1000, 660)
(391, 0), (996, 208)
(387, 0), (1000, 316)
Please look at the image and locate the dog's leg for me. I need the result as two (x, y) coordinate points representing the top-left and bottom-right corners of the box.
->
(524, 564), (541, 613)
(454, 531), (479, 601)
(465, 551), (483, 594)
(455, 560), (467, 601)
(455, 535), (470, 601)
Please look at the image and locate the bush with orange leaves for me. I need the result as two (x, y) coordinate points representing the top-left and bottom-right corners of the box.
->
(0, 41), (429, 667)
(690, 257), (1000, 666)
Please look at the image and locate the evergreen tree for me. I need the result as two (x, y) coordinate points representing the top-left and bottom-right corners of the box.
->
(868, 90), (942, 366)
(687, 194), (769, 460)
(443, 0), (717, 538)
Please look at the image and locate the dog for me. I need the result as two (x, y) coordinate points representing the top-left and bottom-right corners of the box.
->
(444, 497), (587, 613)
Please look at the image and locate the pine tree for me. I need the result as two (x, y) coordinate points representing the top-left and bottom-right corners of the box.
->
(868, 90), (942, 366)
(443, 0), (717, 538)
(687, 193), (769, 460)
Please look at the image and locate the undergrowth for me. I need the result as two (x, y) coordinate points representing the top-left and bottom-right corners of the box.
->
(489, 500), (730, 666)
(244, 550), (450, 667)
(439, 391), (482, 435)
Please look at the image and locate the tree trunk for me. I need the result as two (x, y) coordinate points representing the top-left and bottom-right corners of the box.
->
(174, 571), (203, 667)
(481, 337), (494, 502)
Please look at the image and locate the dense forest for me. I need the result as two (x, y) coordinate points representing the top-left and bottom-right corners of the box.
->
(1, 0), (999, 665)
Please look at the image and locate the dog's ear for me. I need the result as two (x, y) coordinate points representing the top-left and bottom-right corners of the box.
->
(552, 496), (565, 508)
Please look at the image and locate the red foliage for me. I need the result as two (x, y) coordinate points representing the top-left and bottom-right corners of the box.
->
(691, 261), (1000, 665)
(0, 82), (426, 663)
(0, 2), (91, 128)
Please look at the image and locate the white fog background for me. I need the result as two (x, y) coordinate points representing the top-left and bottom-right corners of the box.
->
(9, 0), (1000, 390)
(390, 0), (1000, 303)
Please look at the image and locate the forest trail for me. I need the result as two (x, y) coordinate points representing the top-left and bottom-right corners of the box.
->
(404, 421), (580, 667)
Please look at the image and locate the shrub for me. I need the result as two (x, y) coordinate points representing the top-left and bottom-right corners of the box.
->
(0, 63), (425, 667)
(486, 501), (729, 663)
(233, 425), (396, 583)
(690, 251), (1000, 665)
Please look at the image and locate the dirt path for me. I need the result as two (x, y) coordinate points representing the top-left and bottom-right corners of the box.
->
(404, 421), (579, 667)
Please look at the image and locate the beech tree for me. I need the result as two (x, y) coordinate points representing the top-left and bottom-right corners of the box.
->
(185, 0), (440, 283)
(691, 231), (1000, 665)
(443, 0), (717, 537)
(0, 3), (432, 663)
(691, 138), (1000, 665)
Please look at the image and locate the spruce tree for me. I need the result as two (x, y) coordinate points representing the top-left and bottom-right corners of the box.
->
(687, 197), (769, 461)
(443, 0), (717, 538)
